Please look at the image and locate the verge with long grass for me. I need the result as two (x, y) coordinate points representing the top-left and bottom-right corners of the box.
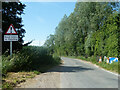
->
(2, 46), (61, 89)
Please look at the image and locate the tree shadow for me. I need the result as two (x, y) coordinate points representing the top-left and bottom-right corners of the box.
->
(47, 65), (94, 73)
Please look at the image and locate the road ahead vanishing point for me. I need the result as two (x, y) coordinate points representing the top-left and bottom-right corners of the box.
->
(17, 57), (118, 88)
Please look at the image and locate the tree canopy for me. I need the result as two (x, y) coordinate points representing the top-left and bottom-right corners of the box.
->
(44, 2), (119, 58)
(2, 2), (26, 53)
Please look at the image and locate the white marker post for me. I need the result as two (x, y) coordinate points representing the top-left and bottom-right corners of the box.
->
(4, 24), (18, 57)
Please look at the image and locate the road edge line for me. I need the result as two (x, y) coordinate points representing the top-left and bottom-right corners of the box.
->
(74, 58), (119, 76)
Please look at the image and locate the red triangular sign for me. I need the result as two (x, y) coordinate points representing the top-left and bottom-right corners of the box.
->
(5, 24), (17, 34)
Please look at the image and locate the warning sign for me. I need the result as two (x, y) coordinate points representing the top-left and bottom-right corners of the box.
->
(5, 24), (17, 34)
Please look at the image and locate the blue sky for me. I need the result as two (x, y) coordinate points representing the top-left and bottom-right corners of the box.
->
(21, 2), (76, 46)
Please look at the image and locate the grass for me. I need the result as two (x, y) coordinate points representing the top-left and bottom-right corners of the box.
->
(2, 46), (61, 89)
(2, 65), (56, 89)
(2, 72), (36, 89)
(65, 56), (119, 74)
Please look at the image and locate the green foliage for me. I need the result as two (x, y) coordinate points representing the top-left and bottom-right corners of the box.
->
(44, 2), (119, 75)
(97, 62), (118, 73)
(2, 46), (61, 76)
(94, 12), (119, 57)
(53, 53), (61, 64)
(2, 2), (26, 53)
(44, 34), (55, 54)
(2, 82), (13, 90)
(33, 71), (40, 75)
(2, 51), (30, 75)
(45, 2), (119, 58)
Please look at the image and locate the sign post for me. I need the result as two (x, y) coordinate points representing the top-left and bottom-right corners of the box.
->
(10, 26), (12, 56)
(10, 41), (12, 56)
(4, 24), (18, 57)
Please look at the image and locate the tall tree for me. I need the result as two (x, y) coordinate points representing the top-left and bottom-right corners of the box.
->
(44, 34), (55, 54)
(45, 2), (119, 58)
(2, 2), (26, 53)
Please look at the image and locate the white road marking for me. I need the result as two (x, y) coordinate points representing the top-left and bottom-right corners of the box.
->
(100, 67), (118, 76)
(74, 58), (119, 76)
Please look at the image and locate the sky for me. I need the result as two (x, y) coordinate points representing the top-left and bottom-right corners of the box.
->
(21, 2), (76, 46)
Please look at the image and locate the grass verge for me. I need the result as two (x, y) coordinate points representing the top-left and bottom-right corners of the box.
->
(2, 65), (56, 89)
(2, 46), (61, 89)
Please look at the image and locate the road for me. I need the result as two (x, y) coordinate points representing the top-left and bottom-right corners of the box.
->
(16, 57), (118, 88)
(60, 57), (118, 88)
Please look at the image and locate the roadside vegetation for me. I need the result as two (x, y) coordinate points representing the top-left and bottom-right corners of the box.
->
(65, 56), (119, 74)
(45, 2), (119, 74)
(2, 1), (120, 90)
(2, 46), (61, 89)
(45, 2), (119, 58)
(2, 2), (61, 89)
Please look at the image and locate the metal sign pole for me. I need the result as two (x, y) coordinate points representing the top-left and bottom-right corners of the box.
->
(5, 24), (18, 57)
(10, 26), (12, 57)
(10, 41), (12, 57)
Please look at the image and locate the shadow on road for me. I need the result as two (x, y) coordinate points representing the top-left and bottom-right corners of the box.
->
(47, 65), (94, 72)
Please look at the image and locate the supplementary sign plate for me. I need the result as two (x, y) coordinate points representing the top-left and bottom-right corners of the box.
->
(4, 35), (18, 41)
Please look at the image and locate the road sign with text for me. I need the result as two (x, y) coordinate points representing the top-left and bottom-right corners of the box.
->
(4, 35), (18, 41)
(4, 24), (18, 56)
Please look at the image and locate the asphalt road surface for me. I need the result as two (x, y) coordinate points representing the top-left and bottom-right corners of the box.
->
(59, 57), (118, 88)
(17, 57), (118, 88)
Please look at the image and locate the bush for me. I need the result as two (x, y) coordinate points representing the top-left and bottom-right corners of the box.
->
(2, 46), (61, 75)
(53, 54), (61, 65)
(2, 52), (30, 74)
(89, 56), (98, 63)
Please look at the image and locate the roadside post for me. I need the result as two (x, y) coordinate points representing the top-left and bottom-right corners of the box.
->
(4, 24), (18, 57)
(107, 57), (109, 64)
(99, 56), (102, 63)
(104, 56), (107, 62)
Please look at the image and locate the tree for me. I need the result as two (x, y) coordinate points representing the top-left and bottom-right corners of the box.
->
(44, 34), (55, 54)
(54, 14), (68, 55)
(45, 2), (119, 58)
(2, 2), (26, 53)
(102, 12), (119, 57)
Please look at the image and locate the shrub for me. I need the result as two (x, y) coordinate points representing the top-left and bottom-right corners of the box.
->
(2, 46), (61, 75)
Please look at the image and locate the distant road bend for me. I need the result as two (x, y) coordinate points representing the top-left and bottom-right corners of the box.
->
(17, 57), (118, 88)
